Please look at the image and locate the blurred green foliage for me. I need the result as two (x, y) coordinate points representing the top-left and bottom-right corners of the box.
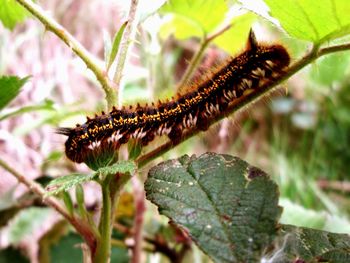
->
(0, 0), (30, 30)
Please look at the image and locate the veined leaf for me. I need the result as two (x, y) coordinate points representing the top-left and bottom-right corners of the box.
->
(160, 0), (256, 54)
(45, 160), (136, 196)
(263, 0), (350, 43)
(45, 173), (96, 197)
(96, 160), (136, 179)
(145, 153), (281, 263)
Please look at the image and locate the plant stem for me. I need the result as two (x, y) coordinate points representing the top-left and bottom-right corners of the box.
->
(136, 42), (350, 168)
(176, 24), (232, 93)
(93, 172), (132, 263)
(94, 175), (113, 263)
(15, 0), (117, 109)
(113, 0), (139, 107)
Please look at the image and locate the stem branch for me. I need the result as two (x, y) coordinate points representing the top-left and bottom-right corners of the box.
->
(136, 42), (350, 168)
(0, 158), (97, 251)
(113, 0), (139, 107)
(15, 0), (117, 109)
(93, 175), (113, 263)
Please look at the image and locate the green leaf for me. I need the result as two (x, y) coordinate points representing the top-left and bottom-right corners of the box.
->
(263, 0), (350, 43)
(0, 75), (29, 111)
(45, 173), (96, 197)
(0, 0), (30, 30)
(0, 247), (29, 263)
(160, 0), (228, 39)
(75, 184), (88, 220)
(8, 207), (51, 244)
(268, 225), (350, 262)
(106, 21), (128, 71)
(61, 191), (74, 216)
(96, 160), (136, 180)
(45, 161), (136, 196)
(145, 153), (282, 263)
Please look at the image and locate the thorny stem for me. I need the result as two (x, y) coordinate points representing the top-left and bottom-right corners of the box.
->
(113, 0), (139, 108)
(0, 158), (97, 251)
(176, 23), (232, 93)
(136, 42), (350, 168)
(15, 0), (117, 109)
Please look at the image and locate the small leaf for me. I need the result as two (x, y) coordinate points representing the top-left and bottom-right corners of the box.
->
(0, 75), (30, 111)
(145, 153), (282, 263)
(45, 173), (96, 196)
(75, 184), (88, 220)
(0, 0), (30, 30)
(263, 0), (350, 43)
(107, 21), (128, 71)
(96, 160), (136, 180)
(45, 161), (136, 196)
(61, 191), (74, 216)
(267, 224), (350, 262)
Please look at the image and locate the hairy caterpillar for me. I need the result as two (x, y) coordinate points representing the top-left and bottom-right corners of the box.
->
(58, 31), (290, 164)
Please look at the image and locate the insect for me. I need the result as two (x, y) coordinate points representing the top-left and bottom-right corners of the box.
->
(58, 30), (290, 163)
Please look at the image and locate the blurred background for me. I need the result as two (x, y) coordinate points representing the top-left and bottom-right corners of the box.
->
(0, 0), (349, 262)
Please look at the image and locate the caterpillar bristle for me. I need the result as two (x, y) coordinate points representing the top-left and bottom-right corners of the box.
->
(56, 127), (72, 136)
(246, 29), (258, 51)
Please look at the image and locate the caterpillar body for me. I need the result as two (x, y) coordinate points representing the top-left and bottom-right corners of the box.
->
(58, 31), (290, 164)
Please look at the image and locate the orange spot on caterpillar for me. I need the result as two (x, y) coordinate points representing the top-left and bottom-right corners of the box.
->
(58, 30), (290, 164)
